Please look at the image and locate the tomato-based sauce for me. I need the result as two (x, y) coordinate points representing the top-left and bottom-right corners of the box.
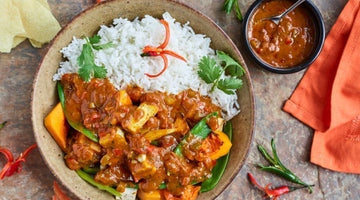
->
(248, 0), (315, 67)
(60, 73), (226, 198)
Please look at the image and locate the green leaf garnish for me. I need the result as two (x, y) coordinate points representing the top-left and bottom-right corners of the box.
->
(77, 35), (113, 82)
(217, 51), (245, 77)
(197, 56), (222, 84)
(217, 77), (243, 94)
(88, 35), (101, 44)
(197, 51), (244, 94)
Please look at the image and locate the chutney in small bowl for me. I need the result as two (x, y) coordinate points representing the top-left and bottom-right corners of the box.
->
(242, 0), (325, 73)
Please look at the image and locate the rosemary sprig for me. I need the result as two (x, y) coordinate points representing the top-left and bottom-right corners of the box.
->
(257, 139), (314, 193)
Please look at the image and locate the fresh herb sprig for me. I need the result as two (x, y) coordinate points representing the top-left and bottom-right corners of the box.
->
(0, 121), (7, 130)
(197, 51), (245, 94)
(77, 35), (113, 82)
(223, 0), (243, 21)
(257, 139), (314, 193)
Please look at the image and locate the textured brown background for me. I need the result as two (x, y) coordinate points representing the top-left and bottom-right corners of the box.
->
(0, 0), (356, 199)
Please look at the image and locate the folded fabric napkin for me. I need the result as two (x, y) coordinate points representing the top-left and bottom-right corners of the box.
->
(283, 0), (360, 173)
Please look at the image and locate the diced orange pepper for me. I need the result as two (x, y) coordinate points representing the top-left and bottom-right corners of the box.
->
(44, 103), (69, 151)
(209, 130), (232, 160)
(137, 189), (164, 200)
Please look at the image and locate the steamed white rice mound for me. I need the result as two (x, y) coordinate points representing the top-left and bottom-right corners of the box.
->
(53, 12), (240, 120)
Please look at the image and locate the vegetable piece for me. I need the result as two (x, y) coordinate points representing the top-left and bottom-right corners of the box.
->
(247, 173), (314, 200)
(223, 0), (243, 21)
(77, 35), (113, 82)
(209, 130), (232, 160)
(197, 51), (244, 94)
(137, 189), (163, 200)
(99, 127), (127, 149)
(82, 166), (100, 175)
(76, 170), (122, 197)
(0, 144), (37, 179)
(57, 82), (99, 142)
(53, 181), (71, 200)
(124, 103), (159, 134)
(163, 185), (200, 200)
(257, 139), (314, 193)
(200, 121), (232, 192)
(130, 154), (157, 182)
(144, 128), (177, 141)
(144, 117), (188, 141)
(181, 185), (201, 200)
(174, 112), (218, 156)
(44, 102), (69, 151)
(141, 19), (186, 78)
(116, 90), (132, 106)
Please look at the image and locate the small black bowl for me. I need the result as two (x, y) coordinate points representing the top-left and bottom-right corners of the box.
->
(242, 0), (325, 74)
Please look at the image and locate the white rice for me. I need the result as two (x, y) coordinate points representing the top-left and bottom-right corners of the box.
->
(53, 12), (240, 120)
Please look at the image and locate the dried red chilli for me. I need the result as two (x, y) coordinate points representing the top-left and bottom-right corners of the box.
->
(247, 173), (313, 200)
(0, 144), (37, 179)
(141, 19), (187, 78)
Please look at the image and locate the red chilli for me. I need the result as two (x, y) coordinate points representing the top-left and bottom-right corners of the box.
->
(53, 181), (71, 200)
(0, 144), (37, 179)
(247, 173), (308, 200)
(142, 19), (187, 78)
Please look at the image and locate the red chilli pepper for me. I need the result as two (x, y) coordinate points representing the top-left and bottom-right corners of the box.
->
(0, 144), (37, 179)
(53, 181), (71, 200)
(247, 173), (297, 200)
(142, 19), (187, 78)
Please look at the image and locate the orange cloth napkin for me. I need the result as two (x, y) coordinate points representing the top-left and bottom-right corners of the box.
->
(283, 0), (360, 173)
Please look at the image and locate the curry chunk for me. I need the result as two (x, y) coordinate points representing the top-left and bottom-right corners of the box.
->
(122, 103), (159, 134)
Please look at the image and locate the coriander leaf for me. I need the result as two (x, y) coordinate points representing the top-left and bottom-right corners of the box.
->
(217, 77), (243, 94)
(88, 35), (101, 44)
(78, 43), (93, 66)
(92, 42), (114, 50)
(78, 64), (92, 82)
(77, 38), (108, 82)
(93, 65), (107, 78)
(88, 34), (114, 50)
(217, 51), (245, 77)
(197, 56), (222, 84)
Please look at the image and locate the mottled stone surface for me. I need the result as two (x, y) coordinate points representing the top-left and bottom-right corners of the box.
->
(0, 0), (356, 199)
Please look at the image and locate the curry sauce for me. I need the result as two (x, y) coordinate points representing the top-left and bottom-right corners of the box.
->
(60, 73), (227, 198)
(248, 0), (315, 67)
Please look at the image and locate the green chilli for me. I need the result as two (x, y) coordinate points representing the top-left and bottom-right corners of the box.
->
(257, 139), (314, 193)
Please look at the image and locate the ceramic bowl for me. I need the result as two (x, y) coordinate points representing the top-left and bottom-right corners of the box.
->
(242, 0), (325, 74)
(32, 0), (254, 199)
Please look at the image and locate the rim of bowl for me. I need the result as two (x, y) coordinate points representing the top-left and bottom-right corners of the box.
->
(31, 0), (255, 199)
(242, 0), (325, 74)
